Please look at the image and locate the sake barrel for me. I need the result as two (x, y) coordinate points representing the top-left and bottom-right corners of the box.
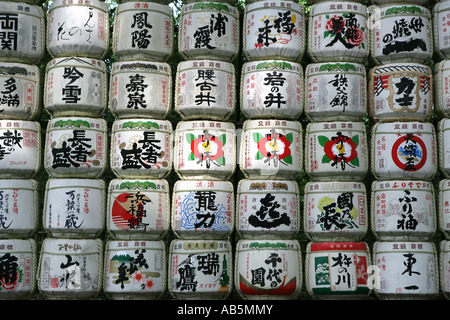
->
(116, 0), (171, 4)
(370, 0), (429, 6)
(0, 179), (38, 239)
(433, 1), (450, 61)
(371, 180), (436, 241)
(175, 60), (236, 121)
(307, 2), (368, 63)
(434, 60), (450, 118)
(43, 178), (106, 238)
(373, 241), (439, 299)
(45, 117), (107, 178)
(371, 121), (437, 181)
(235, 239), (302, 300)
(240, 119), (303, 180)
(369, 4), (432, 65)
(172, 180), (234, 240)
(174, 121), (236, 181)
(439, 179), (450, 239)
(0, 62), (41, 120)
(0, 239), (36, 299)
(45, 57), (108, 118)
(440, 240), (450, 299)
(236, 179), (300, 239)
(305, 121), (368, 181)
(169, 239), (232, 299)
(113, 2), (173, 62)
(243, 0), (306, 62)
(0, 120), (40, 179)
(106, 179), (170, 240)
(305, 62), (366, 121)
(179, 2), (239, 61)
(0, 2), (45, 64)
(3, 0), (43, 4)
(38, 238), (103, 299)
(304, 181), (368, 242)
(305, 242), (371, 299)
(110, 61), (172, 119)
(103, 240), (166, 300)
(241, 60), (303, 120)
(368, 63), (432, 121)
(438, 119), (450, 178)
(47, 0), (109, 59)
(110, 119), (172, 179)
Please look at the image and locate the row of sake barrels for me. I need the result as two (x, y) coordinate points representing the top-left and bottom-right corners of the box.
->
(7, 1), (450, 65)
(3, 118), (450, 181)
(2, 176), (450, 242)
(1, 238), (448, 300)
(7, 57), (450, 124)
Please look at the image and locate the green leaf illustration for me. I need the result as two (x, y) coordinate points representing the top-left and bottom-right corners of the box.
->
(350, 157), (359, 167)
(352, 135), (359, 146)
(188, 152), (196, 161)
(252, 132), (263, 144)
(318, 135), (330, 147)
(285, 132), (293, 143)
(186, 133), (195, 144)
(219, 134), (226, 145)
(283, 155), (293, 165)
(322, 154), (332, 163)
(216, 156), (225, 166)
(256, 150), (264, 160)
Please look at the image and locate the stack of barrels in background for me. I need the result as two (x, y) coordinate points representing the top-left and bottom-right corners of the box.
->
(0, 0), (449, 301)
(0, 0), (45, 300)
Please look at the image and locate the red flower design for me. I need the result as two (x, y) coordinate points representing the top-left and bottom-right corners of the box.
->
(346, 27), (364, 47)
(257, 134), (291, 160)
(190, 133), (224, 161)
(323, 134), (358, 164)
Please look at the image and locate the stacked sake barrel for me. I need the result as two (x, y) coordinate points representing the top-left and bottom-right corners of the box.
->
(367, 1), (440, 299)
(0, 0), (46, 299)
(168, 0), (239, 300)
(432, 0), (450, 300)
(103, 0), (175, 300)
(38, 0), (110, 299)
(235, 0), (306, 300)
(302, 0), (372, 299)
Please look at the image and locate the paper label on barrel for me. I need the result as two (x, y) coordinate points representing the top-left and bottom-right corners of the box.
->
(373, 181), (434, 238)
(180, 3), (238, 60)
(48, 2), (107, 58)
(373, 122), (436, 180)
(0, 121), (38, 174)
(242, 61), (303, 119)
(0, 65), (39, 119)
(440, 181), (450, 235)
(242, 121), (302, 178)
(45, 184), (103, 234)
(371, 6), (431, 63)
(45, 58), (106, 115)
(173, 182), (233, 235)
(0, 184), (36, 233)
(177, 61), (234, 119)
(0, 241), (34, 295)
(40, 240), (100, 294)
(105, 241), (164, 294)
(306, 63), (366, 120)
(170, 241), (231, 295)
(308, 242), (369, 295)
(308, 2), (368, 61)
(305, 182), (366, 239)
(237, 241), (300, 297)
(175, 123), (235, 178)
(111, 62), (170, 118)
(46, 119), (105, 177)
(375, 242), (437, 295)
(370, 64), (431, 120)
(109, 181), (168, 234)
(238, 181), (298, 235)
(307, 122), (366, 178)
(0, 3), (44, 63)
(112, 120), (171, 178)
(244, 2), (305, 60)
(114, 3), (172, 60)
